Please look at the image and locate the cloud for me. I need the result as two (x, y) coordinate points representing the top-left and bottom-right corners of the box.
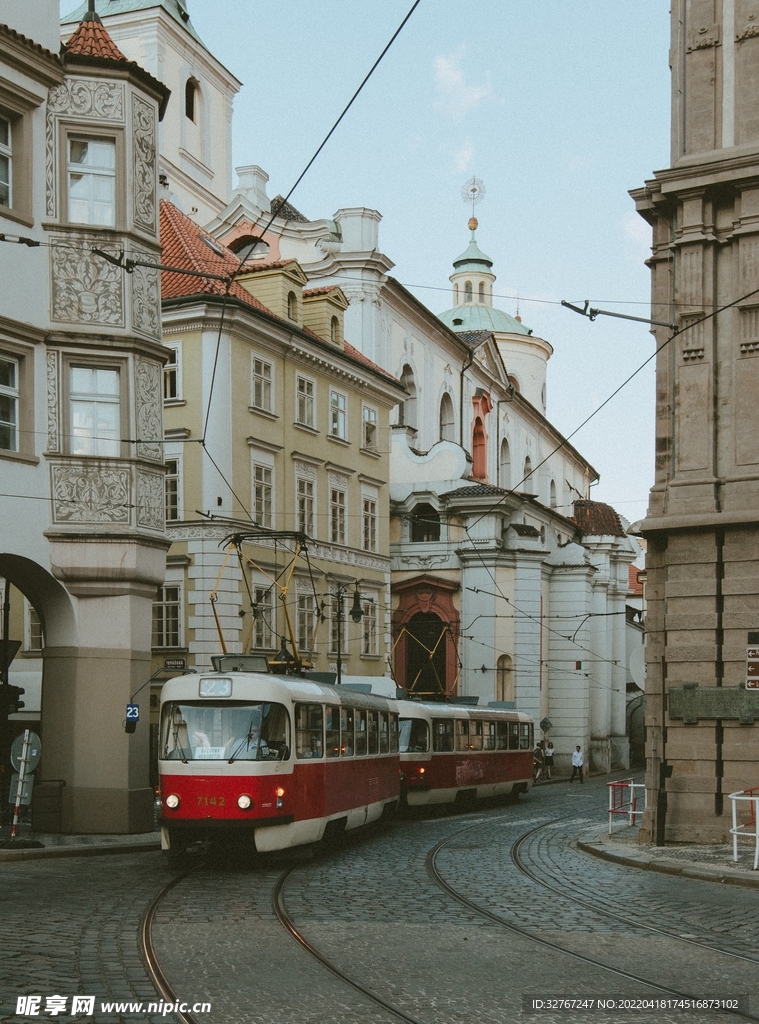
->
(454, 139), (474, 172)
(434, 51), (490, 121)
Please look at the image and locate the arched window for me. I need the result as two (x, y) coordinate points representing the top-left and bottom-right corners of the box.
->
(523, 456), (532, 484)
(399, 364), (417, 429)
(439, 392), (455, 441)
(330, 316), (339, 344)
(185, 79), (197, 122)
(472, 417), (487, 480)
(464, 281), (473, 303)
(287, 291), (297, 321)
(499, 438), (511, 488)
(229, 235), (270, 260)
(410, 503), (440, 543)
(550, 478), (557, 508)
(496, 654), (514, 703)
(478, 281), (485, 303)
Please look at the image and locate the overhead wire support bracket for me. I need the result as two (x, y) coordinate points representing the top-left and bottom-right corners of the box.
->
(561, 298), (678, 332)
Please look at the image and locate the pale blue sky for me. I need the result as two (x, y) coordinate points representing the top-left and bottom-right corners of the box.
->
(61, 1), (671, 522)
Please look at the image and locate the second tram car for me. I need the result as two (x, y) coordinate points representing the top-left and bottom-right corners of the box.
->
(159, 670), (400, 856)
(397, 700), (534, 805)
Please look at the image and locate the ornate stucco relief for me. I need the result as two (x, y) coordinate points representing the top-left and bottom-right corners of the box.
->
(51, 463), (131, 524)
(135, 360), (163, 461)
(46, 349), (60, 452)
(132, 94), (157, 235)
(294, 460), (317, 481)
(136, 469), (164, 531)
(50, 237), (124, 326)
(130, 253), (160, 339)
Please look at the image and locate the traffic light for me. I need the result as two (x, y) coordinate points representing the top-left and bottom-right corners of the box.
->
(0, 684), (25, 715)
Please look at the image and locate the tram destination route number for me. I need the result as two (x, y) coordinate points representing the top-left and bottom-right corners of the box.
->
(521, 996), (749, 1014)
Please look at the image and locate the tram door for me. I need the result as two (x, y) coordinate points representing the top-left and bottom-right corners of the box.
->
(405, 612), (448, 700)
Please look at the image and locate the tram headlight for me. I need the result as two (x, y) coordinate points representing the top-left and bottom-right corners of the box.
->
(276, 786), (285, 809)
(237, 794), (252, 809)
(165, 793), (180, 809)
(418, 767), (425, 775)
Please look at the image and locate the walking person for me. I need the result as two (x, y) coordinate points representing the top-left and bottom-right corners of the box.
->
(544, 740), (554, 780)
(570, 744), (584, 784)
(533, 742), (544, 783)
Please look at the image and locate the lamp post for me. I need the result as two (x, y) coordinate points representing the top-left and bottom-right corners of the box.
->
(334, 582), (364, 685)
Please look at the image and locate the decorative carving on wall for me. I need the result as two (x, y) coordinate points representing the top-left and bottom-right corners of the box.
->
(136, 470), (164, 531)
(51, 237), (124, 326)
(46, 349), (59, 453)
(686, 22), (720, 50)
(328, 471), (348, 491)
(131, 254), (160, 339)
(682, 346), (705, 362)
(135, 360), (162, 461)
(294, 460), (317, 481)
(132, 94), (156, 235)
(51, 463), (130, 524)
(740, 341), (759, 354)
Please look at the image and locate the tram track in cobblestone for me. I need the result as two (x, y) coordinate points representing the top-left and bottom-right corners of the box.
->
(426, 815), (759, 1022)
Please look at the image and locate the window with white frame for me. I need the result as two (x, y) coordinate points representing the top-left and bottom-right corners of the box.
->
(296, 375), (314, 427)
(152, 584), (182, 648)
(362, 495), (377, 552)
(69, 366), (120, 457)
(329, 595), (347, 655)
(251, 356), (273, 412)
(25, 600), (43, 652)
(0, 354), (19, 451)
(296, 592), (316, 655)
(67, 136), (116, 227)
(330, 390), (346, 439)
(330, 487), (346, 545)
(362, 596), (378, 656)
(165, 458), (180, 522)
(253, 463), (273, 528)
(252, 584), (275, 650)
(297, 477), (314, 535)
(362, 405), (377, 450)
(0, 115), (11, 207)
(163, 344), (181, 402)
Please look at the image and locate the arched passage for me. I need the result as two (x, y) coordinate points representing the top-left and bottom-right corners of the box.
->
(392, 576), (459, 700)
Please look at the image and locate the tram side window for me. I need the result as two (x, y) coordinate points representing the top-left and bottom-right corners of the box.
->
(260, 703), (290, 759)
(508, 722), (520, 750)
(295, 703), (324, 759)
(341, 706), (354, 756)
(469, 720), (483, 751)
(368, 710), (379, 754)
(389, 712), (399, 753)
(519, 722), (532, 750)
(456, 719), (469, 751)
(355, 709), (367, 755)
(432, 718), (454, 752)
(496, 722), (509, 750)
(379, 712), (389, 753)
(326, 705), (340, 757)
(399, 718), (430, 753)
(484, 721), (496, 751)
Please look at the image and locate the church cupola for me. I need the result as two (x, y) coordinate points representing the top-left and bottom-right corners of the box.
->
(449, 217), (496, 307)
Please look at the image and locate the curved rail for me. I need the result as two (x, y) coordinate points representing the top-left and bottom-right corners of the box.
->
(426, 816), (759, 1022)
(140, 870), (200, 1024)
(273, 864), (425, 1024)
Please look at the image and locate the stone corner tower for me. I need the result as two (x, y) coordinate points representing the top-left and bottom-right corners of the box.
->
(632, 0), (759, 843)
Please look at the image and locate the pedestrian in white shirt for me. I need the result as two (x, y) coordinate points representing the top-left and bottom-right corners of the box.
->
(570, 744), (584, 784)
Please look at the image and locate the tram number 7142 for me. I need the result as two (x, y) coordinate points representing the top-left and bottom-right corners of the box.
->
(196, 795), (226, 807)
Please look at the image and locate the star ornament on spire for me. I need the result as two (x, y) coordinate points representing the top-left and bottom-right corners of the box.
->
(461, 176), (485, 230)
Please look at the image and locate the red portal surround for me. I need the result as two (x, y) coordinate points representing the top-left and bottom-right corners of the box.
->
(392, 575), (460, 697)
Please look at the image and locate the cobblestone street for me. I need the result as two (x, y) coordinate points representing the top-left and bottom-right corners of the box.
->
(2, 776), (758, 1024)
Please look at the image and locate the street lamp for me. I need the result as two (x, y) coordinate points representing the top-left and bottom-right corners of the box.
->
(334, 582), (364, 685)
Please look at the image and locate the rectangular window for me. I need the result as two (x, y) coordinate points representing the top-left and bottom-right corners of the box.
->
(0, 114), (10, 207)
(355, 709), (367, 755)
(165, 458), (180, 522)
(362, 597), (377, 656)
(330, 488), (345, 544)
(296, 375), (314, 427)
(456, 719), (469, 752)
(497, 722), (509, 750)
(379, 712), (389, 754)
(340, 705), (354, 756)
(252, 357), (272, 412)
(469, 720), (483, 751)
(295, 703), (324, 759)
(0, 354), (19, 452)
(252, 585), (274, 651)
(297, 477), (313, 536)
(163, 346), (180, 402)
(330, 390), (346, 439)
(70, 366), (120, 457)
(362, 405), (377, 449)
(329, 595), (346, 656)
(152, 585), (181, 648)
(326, 705), (340, 758)
(362, 497), (377, 552)
(389, 712), (399, 753)
(508, 722), (520, 751)
(296, 593), (315, 655)
(68, 136), (116, 226)
(433, 718), (455, 752)
(484, 721), (496, 751)
(368, 710), (379, 755)
(253, 464), (272, 528)
(26, 601), (43, 652)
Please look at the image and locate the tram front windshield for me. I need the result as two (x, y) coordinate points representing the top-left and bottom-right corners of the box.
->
(398, 717), (430, 753)
(160, 701), (289, 761)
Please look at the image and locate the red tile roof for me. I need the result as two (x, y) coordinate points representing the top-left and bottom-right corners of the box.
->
(628, 564), (644, 595)
(235, 259), (295, 275)
(65, 14), (129, 61)
(303, 286), (342, 297)
(572, 500), (626, 537)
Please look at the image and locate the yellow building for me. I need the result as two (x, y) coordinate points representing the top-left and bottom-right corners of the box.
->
(153, 201), (405, 693)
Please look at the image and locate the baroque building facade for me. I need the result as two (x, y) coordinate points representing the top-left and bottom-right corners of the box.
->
(0, 1), (169, 831)
(632, 0), (759, 843)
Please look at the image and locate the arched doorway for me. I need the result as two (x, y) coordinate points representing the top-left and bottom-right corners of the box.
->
(405, 612), (448, 699)
(392, 575), (460, 701)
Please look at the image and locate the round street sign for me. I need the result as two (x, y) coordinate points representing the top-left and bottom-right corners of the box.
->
(10, 731), (42, 773)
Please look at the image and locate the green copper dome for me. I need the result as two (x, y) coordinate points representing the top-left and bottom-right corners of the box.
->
(452, 236), (493, 273)
(438, 304), (532, 336)
(62, 0), (204, 45)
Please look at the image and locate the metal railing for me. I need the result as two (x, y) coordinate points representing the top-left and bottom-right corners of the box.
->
(728, 788), (759, 870)
(607, 778), (646, 834)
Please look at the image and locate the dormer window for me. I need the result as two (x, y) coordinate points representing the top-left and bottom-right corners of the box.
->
(185, 79), (197, 122)
(287, 291), (297, 321)
(330, 316), (339, 344)
(464, 281), (472, 303)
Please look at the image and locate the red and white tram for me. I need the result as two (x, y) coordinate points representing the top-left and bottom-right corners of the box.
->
(397, 700), (534, 805)
(158, 668), (400, 856)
